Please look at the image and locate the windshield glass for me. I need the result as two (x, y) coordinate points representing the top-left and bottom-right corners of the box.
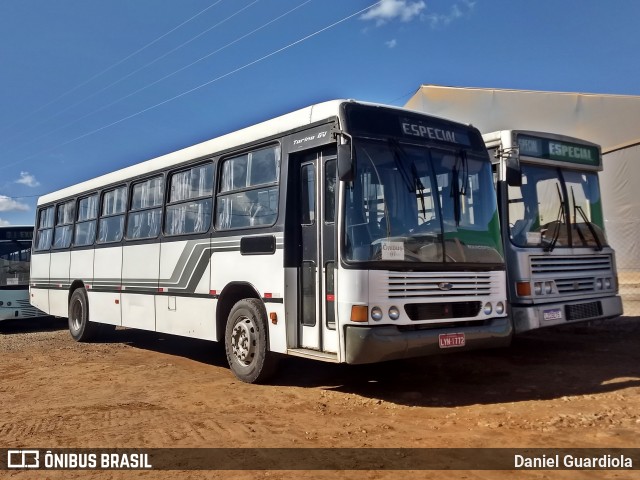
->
(0, 239), (31, 287)
(344, 139), (503, 265)
(508, 164), (607, 248)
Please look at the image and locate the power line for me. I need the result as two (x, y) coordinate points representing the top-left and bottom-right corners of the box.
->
(1, 0), (260, 152)
(0, 0), (225, 138)
(1, 1), (382, 172)
(3, 0), (309, 157)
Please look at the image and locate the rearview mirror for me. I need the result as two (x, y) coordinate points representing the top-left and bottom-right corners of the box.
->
(506, 155), (522, 186)
(337, 143), (354, 182)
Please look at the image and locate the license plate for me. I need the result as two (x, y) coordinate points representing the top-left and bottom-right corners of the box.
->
(543, 308), (563, 321)
(439, 332), (466, 348)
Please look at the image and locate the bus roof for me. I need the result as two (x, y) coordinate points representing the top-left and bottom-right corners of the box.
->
(38, 100), (351, 205)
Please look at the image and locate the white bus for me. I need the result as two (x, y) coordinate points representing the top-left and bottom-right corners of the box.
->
(30, 100), (510, 383)
(1, 226), (46, 321)
(486, 130), (623, 333)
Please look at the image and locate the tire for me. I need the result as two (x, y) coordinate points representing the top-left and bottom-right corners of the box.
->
(224, 298), (278, 384)
(68, 288), (101, 342)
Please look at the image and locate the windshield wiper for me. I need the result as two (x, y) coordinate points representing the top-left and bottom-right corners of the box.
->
(451, 150), (469, 226)
(571, 186), (603, 251)
(544, 183), (565, 252)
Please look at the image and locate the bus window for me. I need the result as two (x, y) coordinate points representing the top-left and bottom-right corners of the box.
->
(216, 146), (280, 229)
(35, 206), (54, 251)
(126, 176), (163, 240)
(97, 186), (127, 244)
(74, 194), (98, 246)
(165, 164), (213, 236)
(52, 200), (75, 249)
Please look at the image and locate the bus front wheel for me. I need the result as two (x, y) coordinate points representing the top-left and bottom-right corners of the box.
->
(224, 298), (277, 384)
(68, 288), (101, 342)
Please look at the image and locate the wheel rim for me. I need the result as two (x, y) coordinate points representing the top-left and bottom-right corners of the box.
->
(70, 298), (83, 332)
(230, 316), (257, 366)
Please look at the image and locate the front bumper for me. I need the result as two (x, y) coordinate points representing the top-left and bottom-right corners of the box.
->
(511, 294), (623, 334)
(344, 317), (512, 364)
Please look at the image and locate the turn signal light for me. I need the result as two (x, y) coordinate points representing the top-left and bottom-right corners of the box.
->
(516, 282), (531, 297)
(351, 305), (368, 322)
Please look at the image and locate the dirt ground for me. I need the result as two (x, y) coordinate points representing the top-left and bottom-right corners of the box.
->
(1, 314), (639, 480)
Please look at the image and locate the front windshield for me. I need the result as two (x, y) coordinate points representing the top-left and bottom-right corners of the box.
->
(508, 164), (607, 248)
(0, 239), (31, 287)
(344, 139), (503, 264)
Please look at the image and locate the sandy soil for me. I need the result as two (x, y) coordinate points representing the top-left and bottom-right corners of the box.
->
(1, 315), (639, 480)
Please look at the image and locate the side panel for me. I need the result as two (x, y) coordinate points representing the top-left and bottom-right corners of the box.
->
(48, 251), (70, 317)
(30, 253), (51, 312)
(210, 235), (287, 354)
(69, 249), (94, 287)
(90, 246), (122, 325)
(156, 238), (215, 339)
(121, 243), (159, 331)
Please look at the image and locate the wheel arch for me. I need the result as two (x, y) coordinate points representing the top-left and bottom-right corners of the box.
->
(68, 279), (86, 305)
(215, 282), (263, 342)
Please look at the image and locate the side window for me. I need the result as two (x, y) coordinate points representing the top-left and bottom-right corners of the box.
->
(35, 206), (54, 251)
(300, 164), (315, 225)
(52, 200), (75, 249)
(325, 159), (336, 223)
(126, 176), (163, 240)
(165, 163), (213, 236)
(216, 145), (280, 230)
(74, 194), (98, 246)
(97, 186), (127, 244)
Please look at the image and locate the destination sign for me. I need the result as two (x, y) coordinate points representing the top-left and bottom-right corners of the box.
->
(400, 121), (471, 146)
(343, 104), (482, 150)
(517, 134), (600, 167)
(0, 227), (33, 241)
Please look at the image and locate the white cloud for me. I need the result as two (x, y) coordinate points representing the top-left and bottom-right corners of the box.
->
(15, 171), (40, 188)
(361, 0), (426, 26)
(0, 218), (10, 226)
(425, 0), (475, 28)
(385, 39), (398, 48)
(0, 195), (29, 212)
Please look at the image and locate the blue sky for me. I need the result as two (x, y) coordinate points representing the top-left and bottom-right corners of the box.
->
(1, 0), (639, 226)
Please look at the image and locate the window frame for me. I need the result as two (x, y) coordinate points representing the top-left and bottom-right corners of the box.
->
(52, 200), (75, 250)
(164, 161), (214, 237)
(125, 175), (164, 241)
(74, 193), (99, 247)
(97, 185), (128, 244)
(215, 144), (281, 231)
(34, 206), (55, 251)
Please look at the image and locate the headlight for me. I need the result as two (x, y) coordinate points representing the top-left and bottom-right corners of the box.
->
(544, 282), (553, 294)
(388, 306), (400, 320)
(596, 279), (603, 290)
(495, 302), (505, 315)
(534, 282), (542, 295)
(483, 302), (493, 315)
(371, 306), (383, 321)
(604, 278), (612, 289)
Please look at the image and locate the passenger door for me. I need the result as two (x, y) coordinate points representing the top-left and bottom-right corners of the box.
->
(297, 146), (338, 352)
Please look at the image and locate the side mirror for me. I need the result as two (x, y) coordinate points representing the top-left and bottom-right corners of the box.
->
(337, 143), (354, 182)
(506, 155), (522, 187)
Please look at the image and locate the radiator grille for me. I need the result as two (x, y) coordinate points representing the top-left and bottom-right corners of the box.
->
(388, 272), (492, 299)
(530, 255), (612, 295)
(530, 255), (612, 275)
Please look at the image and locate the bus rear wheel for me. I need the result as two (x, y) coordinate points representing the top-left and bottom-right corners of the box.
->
(224, 298), (277, 384)
(68, 288), (101, 342)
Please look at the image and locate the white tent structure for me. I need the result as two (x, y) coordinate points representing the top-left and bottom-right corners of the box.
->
(405, 86), (640, 311)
